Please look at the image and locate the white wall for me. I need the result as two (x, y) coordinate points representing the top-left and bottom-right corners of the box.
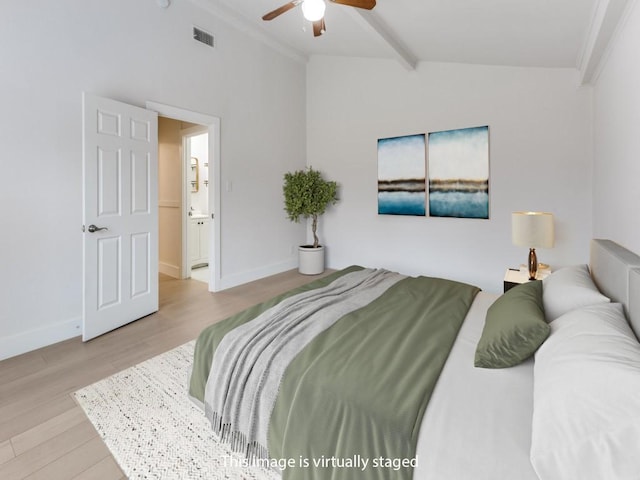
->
(0, 0), (306, 359)
(307, 57), (593, 292)
(593, 1), (640, 254)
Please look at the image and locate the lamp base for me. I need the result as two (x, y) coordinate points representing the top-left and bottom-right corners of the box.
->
(528, 248), (538, 280)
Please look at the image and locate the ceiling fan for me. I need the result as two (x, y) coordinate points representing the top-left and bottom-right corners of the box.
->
(262, 0), (376, 37)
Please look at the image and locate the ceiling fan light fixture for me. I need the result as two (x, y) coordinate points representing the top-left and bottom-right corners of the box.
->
(301, 0), (326, 22)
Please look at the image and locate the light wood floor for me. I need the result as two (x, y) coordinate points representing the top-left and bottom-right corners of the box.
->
(0, 270), (331, 479)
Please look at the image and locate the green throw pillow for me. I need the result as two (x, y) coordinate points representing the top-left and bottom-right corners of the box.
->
(475, 280), (550, 368)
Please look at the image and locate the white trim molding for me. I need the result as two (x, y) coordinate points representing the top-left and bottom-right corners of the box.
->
(146, 100), (222, 293)
(187, 0), (307, 65)
(0, 316), (81, 361)
(218, 259), (298, 291)
(159, 262), (181, 279)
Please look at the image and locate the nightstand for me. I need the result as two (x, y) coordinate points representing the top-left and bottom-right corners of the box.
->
(503, 267), (551, 293)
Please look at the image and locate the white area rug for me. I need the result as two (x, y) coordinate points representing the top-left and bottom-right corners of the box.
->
(74, 341), (279, 480)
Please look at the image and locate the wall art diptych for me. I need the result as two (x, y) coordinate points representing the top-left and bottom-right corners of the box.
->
(427, 126), (489, 219)
(377, 134), (426, 216)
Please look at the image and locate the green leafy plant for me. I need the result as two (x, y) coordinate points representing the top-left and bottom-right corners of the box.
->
(283, 167), (338, 248)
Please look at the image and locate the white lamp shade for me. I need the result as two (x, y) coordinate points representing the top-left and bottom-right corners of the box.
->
(301, 0), (326, 21)
(512, 212), (554, 248)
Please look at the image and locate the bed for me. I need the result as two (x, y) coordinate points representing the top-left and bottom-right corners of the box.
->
(189, 239), (640, 480)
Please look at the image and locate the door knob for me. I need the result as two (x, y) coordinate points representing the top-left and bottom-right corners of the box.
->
(87, 224), (108, 233)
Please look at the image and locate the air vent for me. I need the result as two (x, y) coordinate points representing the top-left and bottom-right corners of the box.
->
(193, 27), (214, 48)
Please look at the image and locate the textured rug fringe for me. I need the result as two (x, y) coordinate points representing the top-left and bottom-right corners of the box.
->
(207, 410), (270, 467)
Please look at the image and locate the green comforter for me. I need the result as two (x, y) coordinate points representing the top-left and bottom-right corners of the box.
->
(189, 267), (479, 479)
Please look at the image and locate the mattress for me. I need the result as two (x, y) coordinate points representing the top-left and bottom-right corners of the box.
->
(416, 291), (539, 479)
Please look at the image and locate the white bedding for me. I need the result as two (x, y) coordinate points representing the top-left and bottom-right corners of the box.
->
(415, 291), (539, 480)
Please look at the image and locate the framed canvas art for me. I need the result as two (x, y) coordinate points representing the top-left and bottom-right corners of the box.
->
(428, 126), (489, 219)
(377, 134), (426, 216)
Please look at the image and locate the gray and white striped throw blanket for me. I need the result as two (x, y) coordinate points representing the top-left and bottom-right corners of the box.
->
(203, 268), (404, 460)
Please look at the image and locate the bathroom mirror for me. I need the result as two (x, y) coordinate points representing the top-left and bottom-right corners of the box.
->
(190, 157), (199, 192)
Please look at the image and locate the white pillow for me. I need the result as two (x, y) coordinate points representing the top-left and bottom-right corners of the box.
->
(542, 264), (609, 322)
(531, 303), (640, 480)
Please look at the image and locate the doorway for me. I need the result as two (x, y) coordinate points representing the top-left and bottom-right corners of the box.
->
(148, 101), (221, 292)
(182, 126), (210, 283)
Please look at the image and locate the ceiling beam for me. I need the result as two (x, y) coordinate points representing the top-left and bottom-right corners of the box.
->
(577, 0), (634, 85)
(346, 9), (417, 71)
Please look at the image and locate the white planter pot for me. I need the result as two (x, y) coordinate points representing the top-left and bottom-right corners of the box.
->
(298, 245), (325, 275)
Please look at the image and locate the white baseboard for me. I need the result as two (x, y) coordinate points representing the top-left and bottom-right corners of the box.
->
(0, 260), (297, 361)
(159, 261), (181, 279)
(217, 259), (298, 291)
(0, 316), (81, 361)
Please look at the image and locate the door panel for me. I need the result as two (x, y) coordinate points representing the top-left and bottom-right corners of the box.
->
(98, 236), (121, 309)
(131, 151), (150, 214)
(131, 232), (150, 298)
(98, 147), (121, 216)
(83, 92), (158, 341)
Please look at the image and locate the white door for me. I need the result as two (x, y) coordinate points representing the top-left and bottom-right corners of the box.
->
(82, 93), (158, 341)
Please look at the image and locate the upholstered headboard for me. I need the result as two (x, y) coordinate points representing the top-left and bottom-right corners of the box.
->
(629, 268), (640, 339)
(590, 239), (640, 339)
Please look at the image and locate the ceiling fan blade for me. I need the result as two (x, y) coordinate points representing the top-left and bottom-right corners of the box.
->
(312, 18), (326, 37)
(262, 1), (298, 21)
(329, 0), (376, 10)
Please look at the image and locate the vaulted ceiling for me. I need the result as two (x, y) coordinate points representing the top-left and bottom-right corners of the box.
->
(191, 0), (632, 83)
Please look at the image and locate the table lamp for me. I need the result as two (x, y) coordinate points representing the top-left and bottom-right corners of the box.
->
(512, 212), (554, 280)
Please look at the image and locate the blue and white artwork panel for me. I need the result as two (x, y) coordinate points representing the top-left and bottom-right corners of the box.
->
(428, 126), (489, 219)
(377, 134), (426, 216)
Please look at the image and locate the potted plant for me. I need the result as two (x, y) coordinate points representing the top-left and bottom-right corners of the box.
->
(283, 167), (338, 275)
